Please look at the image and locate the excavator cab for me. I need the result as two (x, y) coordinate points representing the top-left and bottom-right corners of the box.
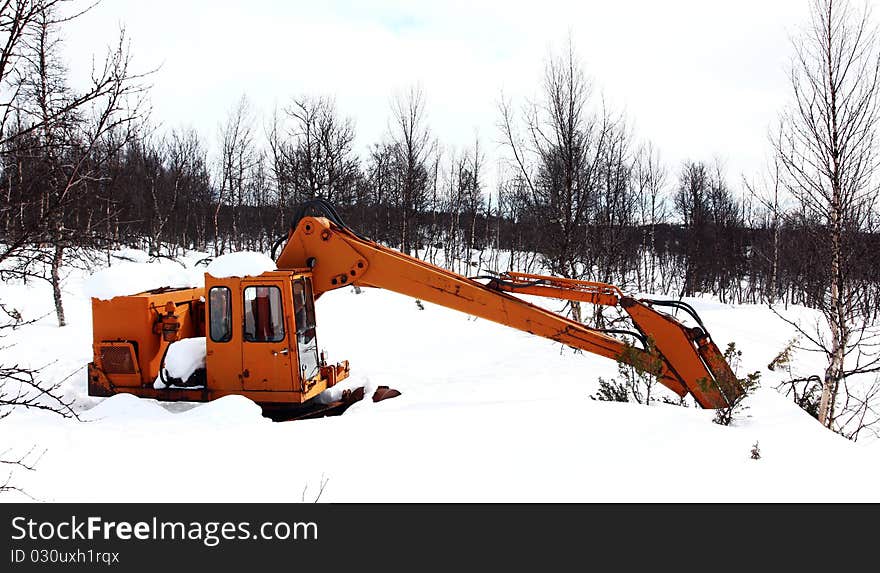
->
(203, 271), (337, 403)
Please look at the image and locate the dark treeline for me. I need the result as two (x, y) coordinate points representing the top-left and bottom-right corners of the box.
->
(5, 83), (880, 324)
(5, 90), (880, 320)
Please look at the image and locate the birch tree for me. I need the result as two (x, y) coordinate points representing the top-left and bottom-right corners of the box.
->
(775, 0), (880, 430)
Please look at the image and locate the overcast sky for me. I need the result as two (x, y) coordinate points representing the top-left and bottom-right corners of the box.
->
(62, 0), (813, 192)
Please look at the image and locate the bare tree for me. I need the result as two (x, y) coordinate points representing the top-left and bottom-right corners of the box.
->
(743, 148), (785, 304)
(0, 3), (143, 496)
(633, 142), (668, 292)
(215, 95), (256, 255)
(285, 95), (358, 205)
(774, 0), (880, 430)
(146, 128), (209, 256)
(390, 86), (433, 255)
(0, 0), (148, 328)
(266, 106), (293, 232)
(0, 1), (105, 146)
(499, 39), (613, 321)
(27, 23), (144, 325)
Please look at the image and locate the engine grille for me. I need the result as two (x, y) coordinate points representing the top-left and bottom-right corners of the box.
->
(99, 344), (137, 374)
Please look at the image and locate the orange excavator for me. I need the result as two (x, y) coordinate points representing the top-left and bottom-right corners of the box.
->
(87, 199), (744, 419)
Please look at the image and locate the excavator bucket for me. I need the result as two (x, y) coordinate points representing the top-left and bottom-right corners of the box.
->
(622, 297), (744, 409)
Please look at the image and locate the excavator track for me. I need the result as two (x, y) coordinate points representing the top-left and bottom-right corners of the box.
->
(266, 386), (401, 422)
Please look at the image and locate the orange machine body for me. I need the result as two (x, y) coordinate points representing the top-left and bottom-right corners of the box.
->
(88, 202), (742, 413)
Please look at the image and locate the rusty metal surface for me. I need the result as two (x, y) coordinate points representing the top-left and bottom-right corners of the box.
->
(372, 386), (402, 402)
(98, 343), (138, 374)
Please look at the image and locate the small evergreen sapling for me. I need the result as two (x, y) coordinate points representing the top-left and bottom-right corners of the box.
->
(590, 338), (671, 405)
(592, 378), (630, 403)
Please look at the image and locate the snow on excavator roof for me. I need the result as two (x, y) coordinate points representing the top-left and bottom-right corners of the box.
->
(84, 261), (204, 301)
(205, 251), (276, 278)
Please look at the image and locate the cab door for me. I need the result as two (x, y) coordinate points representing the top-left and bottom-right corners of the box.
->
(240, 278), (295, 392)
(292, 277), (320, 382)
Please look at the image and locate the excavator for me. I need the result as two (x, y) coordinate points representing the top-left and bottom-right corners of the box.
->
(87, 199), (744, 419)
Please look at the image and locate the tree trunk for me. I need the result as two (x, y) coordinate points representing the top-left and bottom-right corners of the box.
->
(818, 202), (845, 427)
(51, 242), (66, 327)
(213, 199), (222, 257)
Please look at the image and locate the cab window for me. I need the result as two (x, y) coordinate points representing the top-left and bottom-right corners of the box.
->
(243, 286), (285, 342)
(208, 287), (232, 342)
(293, 280), (317, 342)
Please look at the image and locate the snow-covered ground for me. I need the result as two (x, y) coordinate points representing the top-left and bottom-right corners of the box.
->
(1, 249), (878, 502)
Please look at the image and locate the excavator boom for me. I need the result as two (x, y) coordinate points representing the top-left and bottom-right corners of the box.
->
(276, 209), (744, 409)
